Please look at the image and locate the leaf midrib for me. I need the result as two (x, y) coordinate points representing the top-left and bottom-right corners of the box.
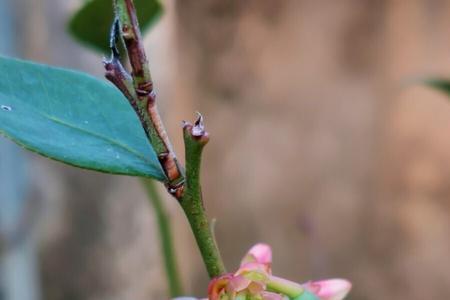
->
(38, 110), (153, 165)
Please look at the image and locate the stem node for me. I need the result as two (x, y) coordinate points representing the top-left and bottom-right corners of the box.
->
(109, 0), (226, 281)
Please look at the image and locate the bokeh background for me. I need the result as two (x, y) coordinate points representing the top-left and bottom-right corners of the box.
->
(1, 0), (450, 299)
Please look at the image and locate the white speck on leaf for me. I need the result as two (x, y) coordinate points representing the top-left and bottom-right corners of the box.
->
(1, 105), (12, 111)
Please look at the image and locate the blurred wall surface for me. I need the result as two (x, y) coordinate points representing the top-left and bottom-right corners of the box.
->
(173, 1), (450, 299)
(0, 0), (40, 299)
(3, 1), (450, 300)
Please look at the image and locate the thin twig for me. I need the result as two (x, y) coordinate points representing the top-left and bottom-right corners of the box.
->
(142, 179), (183, 297)
(107, 0), (226, 280)
(109, 0), (184, 198)
(181, 114), (226, 277)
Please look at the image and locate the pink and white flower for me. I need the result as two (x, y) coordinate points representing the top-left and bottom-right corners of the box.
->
(204, 243), (351, 300)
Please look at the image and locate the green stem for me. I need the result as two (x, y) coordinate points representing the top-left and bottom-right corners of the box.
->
(112, 0), (185, 198)
(142, 178), (183, 297)
(181, 117), (226, 278)
(109, 0), (226, 281)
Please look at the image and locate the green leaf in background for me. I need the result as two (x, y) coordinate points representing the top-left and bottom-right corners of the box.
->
(425, 78), (450, 97)
(0, 56), (166, 180)
(68, 0), (163, 53)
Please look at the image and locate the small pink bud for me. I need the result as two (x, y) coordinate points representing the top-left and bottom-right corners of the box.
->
(241, 243), (272, 273)
(304, 279), (351, 300)
(248, 243), (272, 265)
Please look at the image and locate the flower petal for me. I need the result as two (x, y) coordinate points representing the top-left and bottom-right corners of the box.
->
(241, 243), (272, 270)
(207, 274), (233, 300)
(228, 275), (252, 293)
(304, 279), (351, 300)
(261, 291), (286, 300)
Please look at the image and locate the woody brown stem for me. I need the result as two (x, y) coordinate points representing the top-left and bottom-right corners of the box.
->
(104, 58), (137, 109)
(107, 0), (226, 280)
(109, 0), (184, 198)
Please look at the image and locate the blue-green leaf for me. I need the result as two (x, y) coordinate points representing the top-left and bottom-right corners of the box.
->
(0, 56), (165, 180)
(68, 0), (163, 53)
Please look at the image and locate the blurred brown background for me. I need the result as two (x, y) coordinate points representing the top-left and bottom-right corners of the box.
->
(1, 0), (450, 299)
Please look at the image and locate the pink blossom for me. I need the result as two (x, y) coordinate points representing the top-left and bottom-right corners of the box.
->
(303, 279), (352, 300)
(203, 243), (351, 300)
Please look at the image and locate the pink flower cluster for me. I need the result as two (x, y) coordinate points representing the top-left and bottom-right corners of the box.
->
(176, 243), (351, 300)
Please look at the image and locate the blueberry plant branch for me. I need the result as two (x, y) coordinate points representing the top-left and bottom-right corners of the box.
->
(104, 16), (184, 298)
(107, 0), (184, 198)
(105, 0), (226, 279)
(182, 116), (226, 278)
